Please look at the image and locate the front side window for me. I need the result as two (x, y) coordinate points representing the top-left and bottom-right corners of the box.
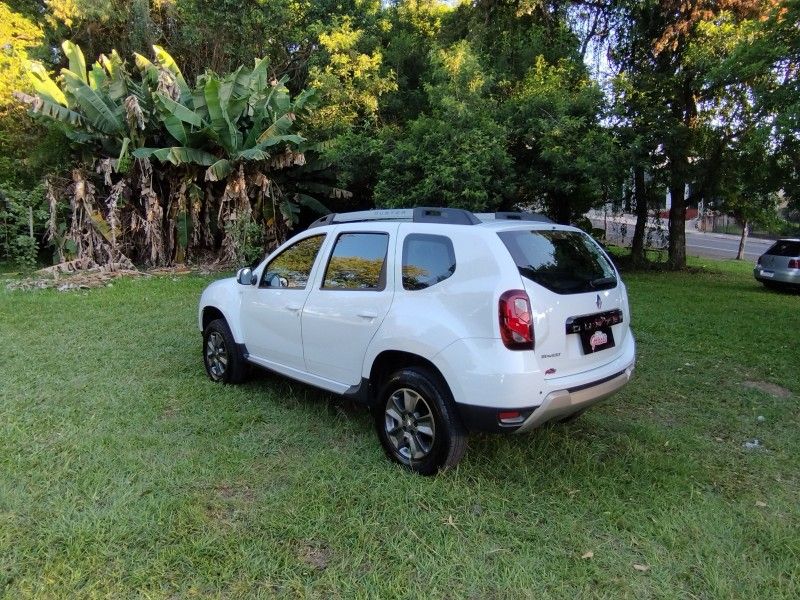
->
(323, 233), (389, 290)
(402, 234), (456, 290)
(261, 235), (325, 289)
(498, 230), (617, 294)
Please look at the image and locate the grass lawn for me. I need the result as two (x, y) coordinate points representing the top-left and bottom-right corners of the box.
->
(1, 258), (798, 598)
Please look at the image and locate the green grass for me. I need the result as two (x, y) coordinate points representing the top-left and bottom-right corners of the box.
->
(1, 260), (798, 599)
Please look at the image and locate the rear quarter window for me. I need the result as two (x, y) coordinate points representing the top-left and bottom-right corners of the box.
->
(402, 234), (456, 290)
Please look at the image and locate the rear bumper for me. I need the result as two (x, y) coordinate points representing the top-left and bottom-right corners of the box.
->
(456, 364), (634, 433)
(754, 267), (800, 285)
(515, 365), (633, 432)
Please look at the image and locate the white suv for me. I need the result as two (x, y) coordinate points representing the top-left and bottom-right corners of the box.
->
(199, 208), (635, 474)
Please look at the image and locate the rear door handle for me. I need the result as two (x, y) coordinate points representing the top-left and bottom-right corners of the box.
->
(285, 304), (302, 312)
(357, 310), (378, 319)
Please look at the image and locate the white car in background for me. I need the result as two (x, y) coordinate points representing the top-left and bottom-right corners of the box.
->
(199, 208), (636, 474)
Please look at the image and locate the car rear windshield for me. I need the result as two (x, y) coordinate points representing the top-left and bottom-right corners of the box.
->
(498, 230), (617, 294)
(766, 240), (800, 257)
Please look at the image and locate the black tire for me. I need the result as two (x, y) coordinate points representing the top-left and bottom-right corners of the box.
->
(202, 318), (247, 384)
(373, 367), (467, 475)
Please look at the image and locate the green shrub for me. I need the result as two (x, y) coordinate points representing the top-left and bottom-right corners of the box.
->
(0, 183), (47, 269)
(224, 218), (266, 266)
(10, 234), (37, 271)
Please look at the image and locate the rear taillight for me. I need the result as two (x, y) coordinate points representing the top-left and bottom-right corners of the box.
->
(499, 290), (534, 350)
(789, 258), (800, 269)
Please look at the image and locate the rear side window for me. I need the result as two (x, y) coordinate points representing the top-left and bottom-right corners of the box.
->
(498, 230), (617, 294)
(323, 232), (389, 290)
(261, 234), (325, 289)
(402, 234), (456, 290)
(766, 241), (800, 257)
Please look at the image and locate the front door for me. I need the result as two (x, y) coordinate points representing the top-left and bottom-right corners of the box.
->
(241, 234), (327, 371)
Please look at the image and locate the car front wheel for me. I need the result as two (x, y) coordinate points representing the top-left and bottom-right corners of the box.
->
(203, 319), (247, 384)
(374, 367), (467, 475)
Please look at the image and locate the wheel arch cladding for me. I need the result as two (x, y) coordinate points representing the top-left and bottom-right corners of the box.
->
(202, 306), (226, 331)
(368, 350), (452, 405)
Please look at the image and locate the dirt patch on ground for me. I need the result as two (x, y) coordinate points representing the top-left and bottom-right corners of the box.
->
(297, 543), (332, 571)
(742, 381), (792, 398)
(214, 483), (255, 502)
(160, 405), (181, 419)
(6, 266), (143, 291)
(5, 262), (226, 292)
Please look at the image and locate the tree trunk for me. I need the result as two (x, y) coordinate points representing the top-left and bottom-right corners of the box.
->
(665, 77), (697, 271)
(667, 151), (687, 270)
(667, 183), (686, 269)
(630, 165), (648, 266)
(737, 220), (749, 260)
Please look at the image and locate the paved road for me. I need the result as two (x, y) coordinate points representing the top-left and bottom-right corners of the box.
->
(590, 219), (775, 261)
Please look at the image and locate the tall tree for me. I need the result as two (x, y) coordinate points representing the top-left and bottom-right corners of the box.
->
(443, 0), (617, 222)
(596, 0), (767, 268)
(374, 41), (513, 211)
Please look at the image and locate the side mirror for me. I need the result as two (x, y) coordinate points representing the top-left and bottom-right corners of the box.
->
(236, 267), (257, 286)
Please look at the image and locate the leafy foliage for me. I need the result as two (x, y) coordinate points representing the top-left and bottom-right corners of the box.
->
(375, 41), (513, 212)
(15, 42), (332, 266)
(506, 57), (620, 223)
(0, 183), (47, 270)
(2, 0), (798, 268)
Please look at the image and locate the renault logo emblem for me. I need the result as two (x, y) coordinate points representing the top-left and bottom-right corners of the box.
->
(596, 294), (602, 310)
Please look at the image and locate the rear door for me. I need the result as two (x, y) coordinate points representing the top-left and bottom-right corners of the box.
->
(301, 225), (397, 386)
(498, 228), (629, 379)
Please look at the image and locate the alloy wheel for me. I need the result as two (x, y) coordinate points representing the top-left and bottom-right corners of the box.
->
(205, 331), (228, 380)
(384, 388), (436, 461)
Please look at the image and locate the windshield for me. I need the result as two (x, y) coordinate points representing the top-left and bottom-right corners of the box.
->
(498, 230), (617, 294)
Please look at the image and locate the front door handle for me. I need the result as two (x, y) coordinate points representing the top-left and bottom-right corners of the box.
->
(357, 310), (378, 319)
(285, 304), (302, 312)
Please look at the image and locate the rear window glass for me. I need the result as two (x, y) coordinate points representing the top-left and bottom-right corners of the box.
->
(766, 241), (800, 257)
(402, 234), (456, 290)
(498, 230), (617, 294)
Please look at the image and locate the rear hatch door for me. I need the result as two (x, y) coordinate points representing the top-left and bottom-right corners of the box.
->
(762, 240), (800, 271)
(498, 228), (630, 379)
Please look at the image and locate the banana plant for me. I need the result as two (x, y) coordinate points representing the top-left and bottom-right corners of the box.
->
(15, 42), (337, 267)
(133, 60), (313, 184)
(15, 40), (167, 161)
(132, 58), (326, 230)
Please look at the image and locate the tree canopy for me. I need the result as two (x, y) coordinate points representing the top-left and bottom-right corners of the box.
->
(1, 0), (797, 268)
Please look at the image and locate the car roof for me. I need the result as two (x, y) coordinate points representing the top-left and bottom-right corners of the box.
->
(307, 207), (583, 234)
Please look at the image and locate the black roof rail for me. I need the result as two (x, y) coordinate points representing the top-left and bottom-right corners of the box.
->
(412, 207), (480, 225)
(308, 213), (336, 228)
(307, 207), (481, 228)
(493, 211), (553, 223)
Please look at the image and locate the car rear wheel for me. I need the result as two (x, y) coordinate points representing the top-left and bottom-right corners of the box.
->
(203, 319), (247, 384)
(374, 367), (467, 475)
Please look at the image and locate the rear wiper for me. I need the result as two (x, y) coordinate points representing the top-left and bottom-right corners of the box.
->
(590, 276), (616, 288)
